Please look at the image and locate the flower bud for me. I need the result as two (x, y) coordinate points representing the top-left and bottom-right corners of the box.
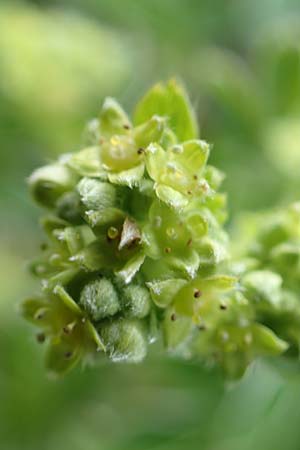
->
(99, 319), (147, 363)
(56, 191), (83, 224)
(29, 164), (77, 208)
(122, 285), (151, 318)
(79, 278), (120, 321)
(77, 177), (117, 210)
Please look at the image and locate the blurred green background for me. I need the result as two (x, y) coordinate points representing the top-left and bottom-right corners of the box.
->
(2, 1), (300, 449)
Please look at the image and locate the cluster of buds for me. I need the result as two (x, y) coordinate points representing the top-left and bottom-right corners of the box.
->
(22, 80), (288, 378)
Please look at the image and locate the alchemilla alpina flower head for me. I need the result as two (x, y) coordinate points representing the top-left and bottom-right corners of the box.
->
(22, 80), (288, 378)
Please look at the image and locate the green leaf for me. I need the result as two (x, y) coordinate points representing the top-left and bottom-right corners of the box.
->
(134, 79), (198, 141)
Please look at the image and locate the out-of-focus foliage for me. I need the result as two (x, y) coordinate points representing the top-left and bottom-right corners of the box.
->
(231, 203), (300, 360)
(0, 1), (138, 190)
(2, 0), (300, 450)
(187, 18), (300, 215)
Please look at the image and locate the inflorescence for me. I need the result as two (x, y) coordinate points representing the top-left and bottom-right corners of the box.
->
(22, 80), (291, 379)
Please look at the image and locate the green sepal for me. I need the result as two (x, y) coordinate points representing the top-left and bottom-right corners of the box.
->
(45, 338), (82, 376)
(107, 164), (144, 187)
(65, 146), (106, 179)
(146, 278), (187, 308)
(62, 227), (85, 255)
(115, 252), (145, 284)
(155, 184), (188, 209)
(40, 215), (68, 240)
(173, 274), (237, 317)
(163, 308), (194, 351)
(53, 285), (82, 315)
(99, 97), (131, 137)
(171, 139), (210, 176)
(84, 208), (125, 229)
(45, 268), (81, 291)
(133, 115), (166, 148)
(20, 297), (49, 326)
(166, 249), (200, 279)
(251, 323), (288, 355)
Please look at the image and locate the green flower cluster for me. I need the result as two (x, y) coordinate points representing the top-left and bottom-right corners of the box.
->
(236, 203), (300, 357)
(22, 80), (288, 378)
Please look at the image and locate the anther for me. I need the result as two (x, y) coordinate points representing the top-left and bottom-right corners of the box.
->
(35, 311), (45, 320)
(137, 147), (144, 155)
(62, 322), (76, 335)
(194, 289), (202, 298)
(36, 332), (45, 343)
